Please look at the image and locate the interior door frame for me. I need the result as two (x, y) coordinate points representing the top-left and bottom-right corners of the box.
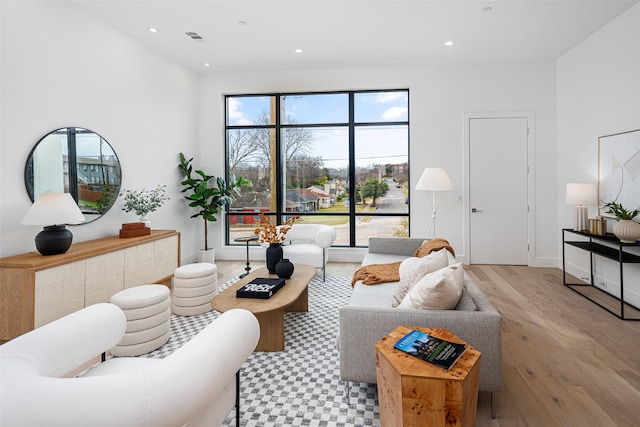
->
(463, 112), (536, 266)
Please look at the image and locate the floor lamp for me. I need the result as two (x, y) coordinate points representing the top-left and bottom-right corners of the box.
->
(415, 168), (455, 239)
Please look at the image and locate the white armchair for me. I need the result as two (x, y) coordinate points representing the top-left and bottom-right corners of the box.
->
(282, 223), (337, 281)
(0, 303), (259, 427)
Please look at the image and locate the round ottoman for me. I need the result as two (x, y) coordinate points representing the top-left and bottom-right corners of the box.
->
(109, 284), (171, 356)
(172, 263), (218, 316)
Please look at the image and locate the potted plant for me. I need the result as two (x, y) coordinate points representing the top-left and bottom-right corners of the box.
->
(604, 201), (640, 243)
(120, 185), (169, 226)
(178, 153), (251, 263)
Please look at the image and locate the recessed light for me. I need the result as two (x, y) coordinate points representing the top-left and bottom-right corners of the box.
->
(444, 41), (454, 46)
(483, 7), (493, 13)
(204, 63), (211, 67)
(148, 27), (158, 33)
(295, 48), (303, 54)
(238, 20), (247, 26)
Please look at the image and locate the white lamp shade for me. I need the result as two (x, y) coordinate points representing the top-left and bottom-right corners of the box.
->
(565, 183), (597, 206)
(415, 168), (455, 192)
(21, 193), (86, 226)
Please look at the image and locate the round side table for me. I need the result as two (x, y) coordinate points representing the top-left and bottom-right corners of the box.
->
(234, 236), (259, 278)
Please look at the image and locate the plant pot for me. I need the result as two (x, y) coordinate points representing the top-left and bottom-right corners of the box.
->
(275, 258), (295, 279)
(266, 243), (283, 274)
(612, 219), (640, 243)
(197, 248), (215, 264)
(139, 214), (151, 228)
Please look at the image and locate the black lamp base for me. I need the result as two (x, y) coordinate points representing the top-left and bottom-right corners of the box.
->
(35, 225), (73, 256)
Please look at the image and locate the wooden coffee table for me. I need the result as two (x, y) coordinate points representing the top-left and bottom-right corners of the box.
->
(211, 264), (316, 352)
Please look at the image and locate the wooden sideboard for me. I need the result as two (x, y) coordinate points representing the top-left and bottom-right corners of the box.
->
(0, 229), (180, 342)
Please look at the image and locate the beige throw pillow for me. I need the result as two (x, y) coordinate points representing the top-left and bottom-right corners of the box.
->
(398, 263), (464, 310)
(391, 248), (449, 307)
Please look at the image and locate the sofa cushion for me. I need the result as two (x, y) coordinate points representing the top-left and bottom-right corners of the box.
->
(349, 280), (398, 308)
(361, 253), (408, 266)
(391, 248), (449, 307)
(455, 286), (477, 311)
(398, 263), (464, 310)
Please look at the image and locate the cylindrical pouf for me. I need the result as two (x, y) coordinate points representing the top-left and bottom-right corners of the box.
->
(172, 263), (218, 316)
(173, 262), (217, 279)
(110, 284), (171, 356)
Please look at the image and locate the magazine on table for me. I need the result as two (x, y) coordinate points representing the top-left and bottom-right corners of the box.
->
(236, 277), (285, 299)
(393, 329), (466, 370)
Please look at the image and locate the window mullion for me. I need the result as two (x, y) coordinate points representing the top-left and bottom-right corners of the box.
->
(348, 92), (356, 247)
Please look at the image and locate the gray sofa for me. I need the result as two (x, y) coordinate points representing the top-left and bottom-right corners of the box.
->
(338, 237), (503, 407)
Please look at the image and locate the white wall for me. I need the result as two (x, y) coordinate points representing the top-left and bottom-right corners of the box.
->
(202, 61), (557, 265)
(0, 2), (200, 260)
(557, 2), (640, 306)
(0, 2), (559, 266)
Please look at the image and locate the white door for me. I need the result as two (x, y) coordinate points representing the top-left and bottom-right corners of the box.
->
(468, 116), (529, 265)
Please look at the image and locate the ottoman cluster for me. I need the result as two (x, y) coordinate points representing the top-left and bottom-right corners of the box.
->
(109, 284), (171, 357)
(172, 262), (218, 316)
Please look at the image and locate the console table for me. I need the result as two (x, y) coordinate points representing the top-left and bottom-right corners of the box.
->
(562, 228), (640, 320)
(0, 229), (180, 342)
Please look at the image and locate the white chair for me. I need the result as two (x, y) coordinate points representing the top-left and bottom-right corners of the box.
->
(0, 303), (259, 427)
(281, 224), (337, 281)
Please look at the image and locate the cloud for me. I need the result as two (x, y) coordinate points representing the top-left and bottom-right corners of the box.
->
(374, 93), (405, 104)
(227, 98), (252, 125)
(381, 106), (408, 121)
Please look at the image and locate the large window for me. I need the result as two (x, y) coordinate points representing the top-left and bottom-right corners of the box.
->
(225, 90), (409, 247)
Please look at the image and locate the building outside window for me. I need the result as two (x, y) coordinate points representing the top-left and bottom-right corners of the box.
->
(225, 90), (409, 247)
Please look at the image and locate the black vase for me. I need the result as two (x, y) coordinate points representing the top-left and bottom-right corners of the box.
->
(275, 258), (295, 279)
(266, 243), (283, 274)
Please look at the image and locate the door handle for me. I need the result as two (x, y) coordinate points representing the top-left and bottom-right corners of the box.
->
(472, 208), (483, 213)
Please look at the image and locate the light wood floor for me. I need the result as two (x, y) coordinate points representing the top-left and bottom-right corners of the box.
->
(215, 261), (640, 426)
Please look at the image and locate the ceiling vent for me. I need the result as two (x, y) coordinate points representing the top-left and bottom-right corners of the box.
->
(185, 31), (205, 42)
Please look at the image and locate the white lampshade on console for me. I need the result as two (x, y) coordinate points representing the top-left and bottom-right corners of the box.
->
(415, 168), (455, 239)
(21, 193), (86, 255)
(565, 183), (597, 232)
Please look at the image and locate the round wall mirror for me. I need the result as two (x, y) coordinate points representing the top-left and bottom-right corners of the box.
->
(25, 127), (122, 224)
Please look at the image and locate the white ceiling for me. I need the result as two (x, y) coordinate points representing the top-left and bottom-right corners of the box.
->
(72, 0), (638, 74)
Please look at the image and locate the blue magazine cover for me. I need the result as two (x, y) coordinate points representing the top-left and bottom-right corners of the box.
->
(394, 329), (466, 370)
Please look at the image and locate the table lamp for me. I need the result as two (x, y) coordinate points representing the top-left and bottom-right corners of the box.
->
(415, 168), (455, 239)
(565, 183), (597, 232)
(21, 193), (86, 255)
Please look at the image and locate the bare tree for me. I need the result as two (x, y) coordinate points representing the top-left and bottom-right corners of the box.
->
(228, 129), (261, 170)
(243, 110), (314, 165)
(287, 154), (324, 188)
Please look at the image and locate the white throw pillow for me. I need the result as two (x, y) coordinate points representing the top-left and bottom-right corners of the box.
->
(391, 248), (449, 307)
(398, 263), (464, 310)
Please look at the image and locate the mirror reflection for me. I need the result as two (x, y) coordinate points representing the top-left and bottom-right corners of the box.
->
(25, 127), (122, 223)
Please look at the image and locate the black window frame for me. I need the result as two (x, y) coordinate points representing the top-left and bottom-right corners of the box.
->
(224, 89), (410, 247)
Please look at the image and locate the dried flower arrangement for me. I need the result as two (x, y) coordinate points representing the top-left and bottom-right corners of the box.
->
(254, 212), (298, 244)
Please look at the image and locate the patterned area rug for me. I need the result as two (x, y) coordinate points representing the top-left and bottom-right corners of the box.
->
(144, 275), (380, 426)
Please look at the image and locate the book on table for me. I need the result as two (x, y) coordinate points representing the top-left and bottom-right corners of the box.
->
(394, 329), (466, 370)
(236, 277), (286, 299)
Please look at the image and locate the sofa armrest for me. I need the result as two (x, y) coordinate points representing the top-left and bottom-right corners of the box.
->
(368, 237), (425, 256)
(314, 225), (337, 248)
(0, 303), (126, 378)
(339, 303), (502, 392)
